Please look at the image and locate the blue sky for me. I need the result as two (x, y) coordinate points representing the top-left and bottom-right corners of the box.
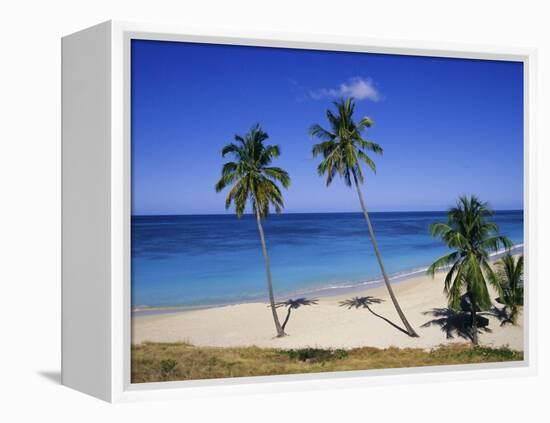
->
(131, 40), (523, 215)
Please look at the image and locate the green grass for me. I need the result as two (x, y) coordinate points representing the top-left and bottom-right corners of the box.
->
(131, 342), (523, 383)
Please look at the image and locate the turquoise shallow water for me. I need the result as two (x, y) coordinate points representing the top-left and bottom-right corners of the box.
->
(131, 210), (523, 308)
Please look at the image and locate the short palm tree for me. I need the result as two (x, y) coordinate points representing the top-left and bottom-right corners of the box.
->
(428, 196), (512, 345)
(273, 298), (318, 331)
(215, 124), (290, 337)
(495, 254), (524, 325)
(311, 98), (418, 337)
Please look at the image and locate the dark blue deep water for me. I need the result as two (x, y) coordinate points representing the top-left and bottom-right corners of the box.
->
(131, 211), (523, 308)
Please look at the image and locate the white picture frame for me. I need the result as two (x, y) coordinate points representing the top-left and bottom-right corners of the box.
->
(61, 20), (538, 403)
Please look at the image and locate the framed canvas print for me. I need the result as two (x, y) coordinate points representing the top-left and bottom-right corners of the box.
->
(61, 21), (537, 402)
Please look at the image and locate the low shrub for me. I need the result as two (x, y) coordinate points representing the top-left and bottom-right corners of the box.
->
(160, 359), (177, 374)
(282, 348), (348, 362)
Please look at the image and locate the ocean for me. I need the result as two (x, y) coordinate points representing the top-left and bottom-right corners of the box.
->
(131, 210), (524, 310)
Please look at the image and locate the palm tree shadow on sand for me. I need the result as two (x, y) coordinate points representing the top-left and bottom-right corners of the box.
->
(421, 308), (492, 343)
(270, 298), (319, 333)
(487, 306), (515, 326)
(340, 296), (410, 336)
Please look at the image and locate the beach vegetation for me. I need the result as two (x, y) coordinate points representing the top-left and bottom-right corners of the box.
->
(282, 347), (348, 362)
(495, 254), (524, 325)
(215, 124), (291, 337)
(310, 98), (418, 337)
(131, 342), (522, 383)
(428, 196), (513, 344)
(159, 359), (177, 374)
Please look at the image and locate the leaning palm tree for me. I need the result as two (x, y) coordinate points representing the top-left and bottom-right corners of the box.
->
(428, 196), (512, 345)
(273, 298), (318, 331)
(311, 98), (418, 337)
(215, 124), (290, 337)
(495, 254), (524, 325)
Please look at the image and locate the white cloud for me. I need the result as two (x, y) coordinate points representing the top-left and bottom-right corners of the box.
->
(310, 77), (380, 102)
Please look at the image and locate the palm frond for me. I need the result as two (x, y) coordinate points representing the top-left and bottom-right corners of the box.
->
(427, 251), (460, 277)
(357, 138), (383, 155)
(479, 235), (513, 252)
(221, 143), (243, 157)
(216, 124), (290, 218)
(356, 116), (374, 131)
(263, 167), (290, 188)
(309, 124), (336, 141)
(357, 150), (377, 173)
(310, 98), (379, 189)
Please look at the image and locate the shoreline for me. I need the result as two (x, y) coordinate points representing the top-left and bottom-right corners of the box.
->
(132, 243), (523, 317)
(132, 250), (524, 351)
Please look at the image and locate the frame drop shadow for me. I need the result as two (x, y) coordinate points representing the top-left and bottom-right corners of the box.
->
(37, 370), (61, 384)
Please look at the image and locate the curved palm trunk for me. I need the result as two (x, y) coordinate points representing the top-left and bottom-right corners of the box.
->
(352, 174), (419, 337)
(254, 205), (285, 337)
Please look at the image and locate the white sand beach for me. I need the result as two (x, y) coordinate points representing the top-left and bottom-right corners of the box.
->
(132, 269), (524, 351)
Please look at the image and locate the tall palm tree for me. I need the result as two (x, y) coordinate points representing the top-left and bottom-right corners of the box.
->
(427, 196), (512, 345)
(495, 254), (524, 325)
(310, 98), (418, 337)
(273, 298), (318, 331)
(215, 124), (290, 337)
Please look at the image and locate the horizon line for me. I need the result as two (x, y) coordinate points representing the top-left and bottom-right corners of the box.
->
(131, 208), (524, 217)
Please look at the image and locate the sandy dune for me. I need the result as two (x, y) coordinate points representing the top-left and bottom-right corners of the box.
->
(132, 270), (523, 351)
